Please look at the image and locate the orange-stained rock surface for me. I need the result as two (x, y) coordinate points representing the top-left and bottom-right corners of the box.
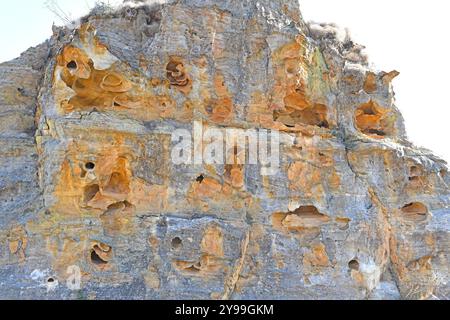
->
(0, 0), (448, 300)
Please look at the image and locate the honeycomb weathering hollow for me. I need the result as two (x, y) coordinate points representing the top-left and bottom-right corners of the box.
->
(273, 205), (331, 233)
(166, 57), (192, 94)
(355, 100), (394, 138)
(0, 0), (448, 300)
(400, 202), (429, 222)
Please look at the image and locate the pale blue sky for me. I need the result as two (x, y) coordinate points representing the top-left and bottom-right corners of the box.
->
(1, 0), (450, 163)
(0, 0), (119, 63)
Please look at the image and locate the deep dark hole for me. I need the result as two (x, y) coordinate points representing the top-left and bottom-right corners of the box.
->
(317, 121), (329, 128)
(343, 40), (354, 50)
(85, 162), (96, 170)
(196, 175), (205, 183)
(47, 277), (55, 283)
(171, 237), (183, 250)
(67, 60), (78, 69)
(348, 259), (360, 271)
(205, 105), (213, 114)
(91, 250), (108, 265)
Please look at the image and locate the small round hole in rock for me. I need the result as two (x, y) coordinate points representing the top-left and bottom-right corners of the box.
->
(317, 121), (329, 129)
(171, 237), (183, 250)
(196, 175), (205, 183)
(90, 250), (108, 266)
(348, 259), (360, 271)
(67, 60), (77, 69)
(85, 162), (95, 170)
(47, 277), (55, 283)
(205, 105), (213, 114)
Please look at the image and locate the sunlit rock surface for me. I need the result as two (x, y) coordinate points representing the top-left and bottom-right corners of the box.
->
(0, 0), (448, 300)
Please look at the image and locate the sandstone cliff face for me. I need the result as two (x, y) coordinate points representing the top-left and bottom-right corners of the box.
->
(0, 0), (448, 300)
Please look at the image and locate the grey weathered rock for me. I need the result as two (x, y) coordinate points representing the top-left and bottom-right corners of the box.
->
(0, 0), (448, 300)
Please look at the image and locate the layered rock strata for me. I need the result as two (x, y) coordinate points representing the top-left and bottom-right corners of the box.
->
(0, 0), (448, 300)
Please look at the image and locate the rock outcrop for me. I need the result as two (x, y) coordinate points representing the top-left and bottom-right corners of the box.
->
(0, 0), (448, 300)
